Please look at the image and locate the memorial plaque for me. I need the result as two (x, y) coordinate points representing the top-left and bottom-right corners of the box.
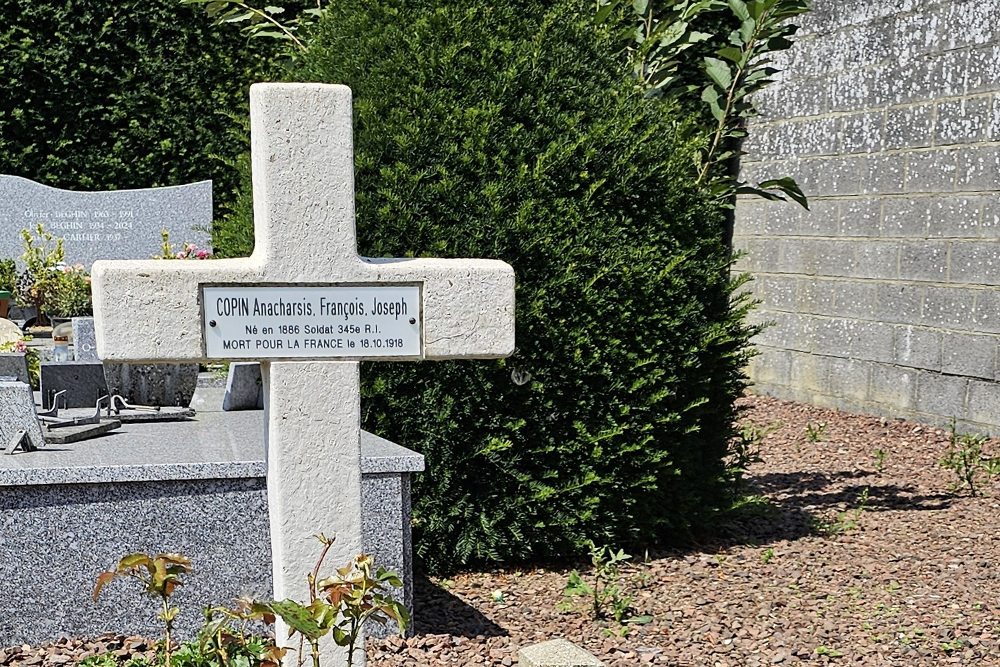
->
(202, 285), (422, 359)
(0, 175), (212, 268)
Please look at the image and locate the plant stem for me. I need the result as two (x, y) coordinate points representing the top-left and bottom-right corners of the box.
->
(235, 1), (307, 52)
(162, 596), (173, 667)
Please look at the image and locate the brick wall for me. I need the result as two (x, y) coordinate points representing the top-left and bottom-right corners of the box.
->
(734, 0), (1000, 432)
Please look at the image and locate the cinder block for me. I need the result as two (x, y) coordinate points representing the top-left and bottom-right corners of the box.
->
(876, 283), (924, 323)
(972, 290), (1000, 334)
(898, 241), (949, 282)
(811, 316), (852, 358)
(814, 240), (858, 277)
(966, 379), (1000, 427)
(839, 112), (884, 153)
(849, 320), (895, 363)
(854, 242), (899, 280)
(934, 97), (990, 146)
(861, 154), (905, 194)
(941, 333), (997, 379)
(735, 199), (770, 236)
(944, 2), (998, 49)
(778, 238), (819, 275)
(884, 104), (934, 150)
(789, 352), (830, 393)
(870, 363), (917, 409)
(832, 280), (879, 319)
(827, 357), (871, 402)
(965, 43), (1000, 94)
(798, 200), (839, 236)
(766, 200), (806, 236)
(755, 275), (799, 312)
(796, 117), (839, 157)
(925, 196), (984, 238)
(748, 347), (793, 388)
(905, 149), (958, 193)
(839, 198), (882, 237)
(921, 286), (974, 328)
(915, 371), (969, 419)
(881, 198), (931, 238)
(732, 238), (779, 274)
(824, 156), (866, 196)
(893, 325), (942, 371)
(955, 145), (1000, 191)
(795, 277), (838, 314)
(949, 242), (1000, 285)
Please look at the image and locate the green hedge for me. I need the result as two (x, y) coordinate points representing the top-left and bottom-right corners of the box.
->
(220, 0), (757, 572)
(0, 0), (297, 217)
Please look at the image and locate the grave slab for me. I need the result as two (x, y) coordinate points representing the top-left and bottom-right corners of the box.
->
(0, 380), (45, 452)
(0, 176), (211, 269)
(42, 419), (121, 444)
(72, 317), (98, 361)
(223, 362), (263, 410)
(0, 352), (30, 384)
(40, 360), (107, 409)
(103, 362), (199, 407)
(0, 386), (423, 643)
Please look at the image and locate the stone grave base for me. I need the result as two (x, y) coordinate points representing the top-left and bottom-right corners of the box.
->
(0, 386), (422, 645)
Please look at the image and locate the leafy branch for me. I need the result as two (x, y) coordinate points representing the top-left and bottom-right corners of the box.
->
(180, 0), (327, 55)
(599, 0), (810, 209)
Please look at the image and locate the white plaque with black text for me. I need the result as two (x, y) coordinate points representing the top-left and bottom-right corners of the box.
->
(202, 285), (422, 359)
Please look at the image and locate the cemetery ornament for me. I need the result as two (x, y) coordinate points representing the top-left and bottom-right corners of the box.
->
(90, 82), (515, 667)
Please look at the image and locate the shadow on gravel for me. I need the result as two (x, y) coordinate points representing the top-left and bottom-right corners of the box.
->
(411, 576), (508, 638)
(703, 470), (955, 548)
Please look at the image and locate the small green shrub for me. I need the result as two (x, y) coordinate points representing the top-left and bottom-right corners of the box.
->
(940, 421), (1000, 497)
(0, 259), (16, 294)
(215, 0), (758, 571)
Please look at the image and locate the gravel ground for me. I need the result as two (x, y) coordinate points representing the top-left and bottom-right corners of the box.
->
(4, 395), (999, 666)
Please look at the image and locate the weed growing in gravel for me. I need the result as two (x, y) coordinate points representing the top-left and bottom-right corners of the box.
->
(93, 553), (193, 667)
(561, 543), (652, 629)
(812, 487), (870, 535)
(872, 448), (887, 473)
(814, 645), (844, 657)
(804, 421), (828, 443)
(726, 421), (778, 487)
(759, 548), (775, 564)
(939, 421), (1000, 496)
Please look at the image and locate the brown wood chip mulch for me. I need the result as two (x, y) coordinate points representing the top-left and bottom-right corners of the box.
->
(4, 394), (999, 666)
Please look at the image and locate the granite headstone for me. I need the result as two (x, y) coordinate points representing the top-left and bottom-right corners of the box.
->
(0, 380), (45, 452)
(0, 175), (212, 269)
(0, 353), (30, 384)
(40, 361), (108, 409)
(104, 362), (199, 408)
(72, 317), (98, 361)
(222, 362), (264, 411)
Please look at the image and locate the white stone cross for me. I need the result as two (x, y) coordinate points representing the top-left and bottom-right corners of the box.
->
(91, 83), (515, 665)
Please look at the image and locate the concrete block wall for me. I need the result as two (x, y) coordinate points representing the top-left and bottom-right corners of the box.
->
(734, 0), (1000, 433)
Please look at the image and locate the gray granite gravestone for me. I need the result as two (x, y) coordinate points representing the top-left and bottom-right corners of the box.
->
(222, 362), (264, 411)
(0, 353), (30, 384)
(0, 175), (211, 269)
(0, 380), (45, 452)
(72, 317), (98, 361)
(104, 362), (199, 408)
(40, 361), (108, 409)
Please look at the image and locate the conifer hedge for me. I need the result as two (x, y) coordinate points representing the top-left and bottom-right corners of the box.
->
(0, 0), (295, 213)
(226, 0), (754, 572)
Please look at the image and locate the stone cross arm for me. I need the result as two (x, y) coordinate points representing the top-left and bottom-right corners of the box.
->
(91, 255), (514, 362)
(91, 83), (514, 364)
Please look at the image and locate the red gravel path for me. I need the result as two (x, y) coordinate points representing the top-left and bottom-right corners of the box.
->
(4, 395), (999, 666)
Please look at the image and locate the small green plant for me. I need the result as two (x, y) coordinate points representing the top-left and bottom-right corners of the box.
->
(46, 265), (93, 318)
(726, 421), (777, 487)
(0, 337), (41, 388)
(760, 547), (775, 564)
(814, 487), (870, 535)
(252, 534), (409, 667)
(180, 0), (327, 57)
(872, 448), (887, 473)
(814, 645), (844, 658)
(17, 224), (65, 325)
(93, 552), (194, 667)
(0, 259), (16, 294)
(156, 229), (214, 260)
(563, 543), (652, 626)
(940, 420), (1000, 497)
(805, 421), (828, 443)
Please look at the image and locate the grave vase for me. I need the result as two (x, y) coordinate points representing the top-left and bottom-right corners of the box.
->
(103, 362), (199, 408)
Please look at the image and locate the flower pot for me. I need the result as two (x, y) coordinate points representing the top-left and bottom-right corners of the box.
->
(103, 362), (200, 408)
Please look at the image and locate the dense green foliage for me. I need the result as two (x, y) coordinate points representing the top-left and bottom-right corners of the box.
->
(218, 0), (757, 572)
(0, 0), (302, 216)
